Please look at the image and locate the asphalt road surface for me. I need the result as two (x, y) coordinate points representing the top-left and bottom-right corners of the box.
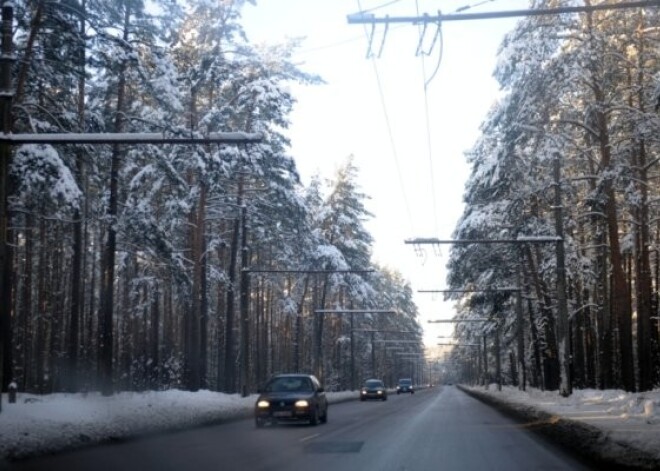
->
(7, 386), (595, 471)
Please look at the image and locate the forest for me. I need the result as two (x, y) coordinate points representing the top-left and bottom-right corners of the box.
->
(3, 0), (660, 402)
(446, 0), (660, 394)
(0, 0), (425, 398)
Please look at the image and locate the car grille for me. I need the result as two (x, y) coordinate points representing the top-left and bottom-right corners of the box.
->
(272, 399), (295, 411)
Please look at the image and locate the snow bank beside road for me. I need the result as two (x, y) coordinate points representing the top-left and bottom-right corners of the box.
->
(461, 385), (660, 470)
(0, 389), (356, 462)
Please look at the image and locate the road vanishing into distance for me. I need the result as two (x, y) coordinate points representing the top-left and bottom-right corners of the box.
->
(7, 386), (595, 471)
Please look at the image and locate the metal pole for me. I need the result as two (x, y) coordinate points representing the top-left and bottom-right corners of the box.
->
(370, 331), (376, 378)
(495, 321), (501, 391)
(482, 335), (488, 387)
(0, 3), (14, 413)
(516, 267), (526, 390)
(554, 155), (572, 396)
(239, 205), (249, 396)
(350, 313), (355, 390)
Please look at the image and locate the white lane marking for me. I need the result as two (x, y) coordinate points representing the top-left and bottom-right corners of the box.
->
(299, 433), (321, 442)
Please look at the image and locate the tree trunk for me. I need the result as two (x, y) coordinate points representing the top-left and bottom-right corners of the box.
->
(99, 4), (131, 396)
(524, 244), (560, 390)
(36, 217), (47, 393)
(224, 178), (243, 392)
(65, 0), (87, 393)
(630, 22), (654, 390)
(185, 181), (206, 391)
(149, 285), (160, 388)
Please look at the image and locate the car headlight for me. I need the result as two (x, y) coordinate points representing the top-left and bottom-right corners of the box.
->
(294, 399), (309, 408)
(361, 389), (367, 394)
(257, 400), (270, 408)
(377, 390), (383, 395)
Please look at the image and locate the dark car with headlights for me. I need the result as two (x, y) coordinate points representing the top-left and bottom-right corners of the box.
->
(360, 379), (387, 401)
(255, 374), (328, 428)
(396, 378), (414, 394)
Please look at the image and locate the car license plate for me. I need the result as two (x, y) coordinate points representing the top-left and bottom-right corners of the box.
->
(273, 411), (292, 418)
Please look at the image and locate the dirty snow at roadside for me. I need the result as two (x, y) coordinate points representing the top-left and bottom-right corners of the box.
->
(467, 385), (660, 461)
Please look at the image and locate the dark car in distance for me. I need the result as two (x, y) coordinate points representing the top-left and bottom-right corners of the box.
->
(254, 374), (328, 428)
(360, 379), (387, 401)
(396, 378), (414, 394)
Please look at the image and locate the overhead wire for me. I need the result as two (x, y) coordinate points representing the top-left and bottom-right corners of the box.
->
(355, 0), (404, 14)
(415, 0), (440, 236)
(292, 24), (407, 58)
(356, 0), (416, 234)
(453, 0), (498, 14)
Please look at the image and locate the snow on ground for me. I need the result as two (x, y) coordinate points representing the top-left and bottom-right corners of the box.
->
(464, 385), (660, 466)
(1, 385), (660, 466)
(0, 389), (355, 461)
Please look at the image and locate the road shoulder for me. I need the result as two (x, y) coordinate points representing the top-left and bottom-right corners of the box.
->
(458, 385), (660, 471)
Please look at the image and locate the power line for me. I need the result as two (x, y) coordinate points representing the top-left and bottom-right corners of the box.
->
(347, 1), (660, 24)
(415, 0), (439, 236)
(357, 0), (416, 234)
(454, 0), (499, 14)
(358, 0), (403, 14)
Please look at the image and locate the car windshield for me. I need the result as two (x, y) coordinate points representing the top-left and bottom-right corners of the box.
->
(365, 380), (383, 388)
(399, 379), (412, 385)
(264, 376), (313, 393)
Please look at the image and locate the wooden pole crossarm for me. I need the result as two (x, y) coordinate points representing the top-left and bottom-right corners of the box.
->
(427, 319), (493, 323)
(351, 329), (418, 333)
(0, 131), (263, 145)
(347, 1), (660, 24)
(314, 309), (397, 315)
(405, 237), (561, 245)
(437, 343), (480, 347)
(418, 288), (520, 293)
(244, 269), (375, 274)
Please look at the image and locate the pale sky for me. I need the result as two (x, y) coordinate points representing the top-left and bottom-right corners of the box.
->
(242, 0), (529, 351)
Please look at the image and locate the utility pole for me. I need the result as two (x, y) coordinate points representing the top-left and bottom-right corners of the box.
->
(370, 330), (376, 378)
(0, 2), (14, 413)
(350, 312), (355, 390)
(515, 267), (526, 391)
(415, 237), (563, 393)
(313, 308), (398, 387)
(239, 204), (250, 396)
(429, 318), (498, 388)
(421, 287), (525, 390)
(352, 329), (418, 381)
(554, 155), (571, 397)
(494, 319), (501, 391)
